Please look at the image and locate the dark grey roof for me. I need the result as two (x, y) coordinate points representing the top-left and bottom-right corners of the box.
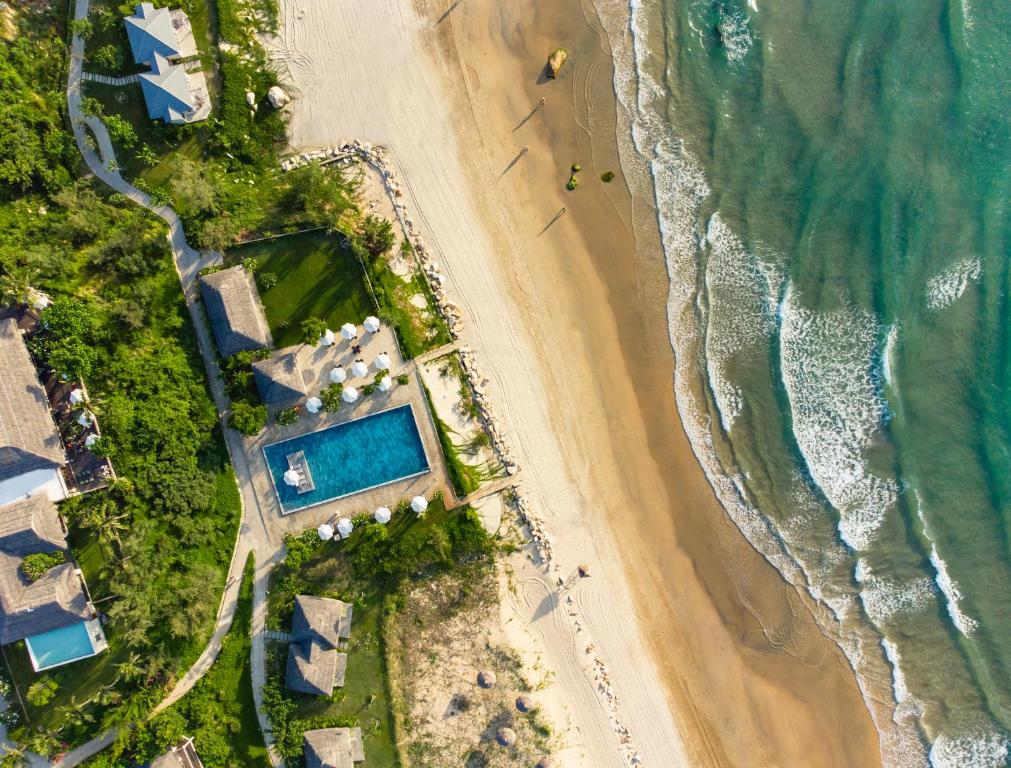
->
(285, 642), (346, 696)
(292, 595), (351, 648)
(253, 350), (306, 406)
(0, 319), (65, 483)
(303, 727), (364, 768)
(199, 266), (272, 357)
(0, 496), (89, 645)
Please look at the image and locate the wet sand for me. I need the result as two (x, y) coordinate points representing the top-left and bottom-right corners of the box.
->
(267, 0), (884, 763)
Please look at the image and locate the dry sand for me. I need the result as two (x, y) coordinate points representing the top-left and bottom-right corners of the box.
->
(266, 0), (884, 765)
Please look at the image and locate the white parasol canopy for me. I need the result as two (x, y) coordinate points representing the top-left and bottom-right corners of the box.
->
(374, 353), (391, 371)
(342, 386), (359, 403)
(374, 506), (392, 524)
(378, 375), (392, 392)
(317, 523), (334, 540)
(306, 396), (323, 414)
(329, 366), (347, 384)
(283, 469), (301, 487)
(76, 410), (93, 426)
(69, 388), (84, 405)
(340, 322), (357, 341)
(320, 328), (335, 346)
(336, 517), (354, 539)
(350, 360), (368, 378)
(84, 434), (100, 449)
(411, 496), (428, 513)
(363, 316), (381, 333)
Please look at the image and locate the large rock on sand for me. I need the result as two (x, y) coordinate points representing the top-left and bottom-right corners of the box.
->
(547, 48), (567, 78)
(267, 85), (291, 109)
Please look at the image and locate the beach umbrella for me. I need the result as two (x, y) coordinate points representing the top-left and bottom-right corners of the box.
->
(378, 375), (392, 392)
(477, 670), (497, 688)
(374, 506), (392, 524)
(340, 322), (357, 341)
(410, 496), (428, 514)
(374, 353), (391, 371)
(319, 328), (335, 347)
(363, 316), (381, 333)
(76, 410), (93, 427)
(329, 366), (347, 384)
(317, 523), (334, 541)
(495, 727), (517, 747)
(535, 759), (555, 768)
(336, 517), (354, 539)
(283, 469), (301, 487)
(84, 434), (100, 449)
(69, 388), (85, 405)
(341, 386), (359, 403)
(351, 360), (368, 378)
(515, 694), (534, 713)
(306, 396), (323, 414)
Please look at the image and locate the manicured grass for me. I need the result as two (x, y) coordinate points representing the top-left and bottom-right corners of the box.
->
(228, 232), (375, 349)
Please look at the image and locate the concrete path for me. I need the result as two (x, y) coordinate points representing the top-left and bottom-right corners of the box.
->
(48, 3), (285, 766)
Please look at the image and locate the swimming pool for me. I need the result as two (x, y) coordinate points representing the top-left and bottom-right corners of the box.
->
(263, 404), (430, 513)
(25, 620), (101, 671)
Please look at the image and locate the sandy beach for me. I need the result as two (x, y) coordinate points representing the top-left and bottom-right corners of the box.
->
(265, 0), (883, 764)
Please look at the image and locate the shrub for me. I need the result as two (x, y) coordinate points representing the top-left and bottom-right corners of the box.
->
(21, 551), (65, 581)
(283, 530), (322, 569)
(275, 406), (299, 426)
(359, 214), (395, 256)
(300, 316), (328, 346)
(566, 175), (578, 191)
(571, 163), (581, 172)
(396, 373), (409, 386)
(362, 383), (377, 396)
(320, 383), (343, 413)
(601, 170), (615, 183)
(26, 676), (58, 707)
(257, 271), (278, 291)
(229, 401), (267, 435)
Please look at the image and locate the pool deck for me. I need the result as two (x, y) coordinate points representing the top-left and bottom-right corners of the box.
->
(243, 326), (452, 535)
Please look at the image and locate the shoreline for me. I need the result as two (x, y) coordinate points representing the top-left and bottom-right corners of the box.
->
(266, 0), (884, 764)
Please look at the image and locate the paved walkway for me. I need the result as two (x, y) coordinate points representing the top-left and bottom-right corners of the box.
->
(81, 71), (140, 86)
(412, 340), (459, 365)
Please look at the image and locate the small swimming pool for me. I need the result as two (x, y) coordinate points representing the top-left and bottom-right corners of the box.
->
(263, 404), (430, 513)
(25, 621), (99, 671)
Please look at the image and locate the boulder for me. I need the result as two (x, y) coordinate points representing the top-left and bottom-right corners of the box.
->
(245, 90), (256, 107)
(267, 85), (291, 109)
(547, 48), (567, 79)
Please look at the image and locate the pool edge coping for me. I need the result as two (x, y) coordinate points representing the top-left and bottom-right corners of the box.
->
(25, 618), (105, 672)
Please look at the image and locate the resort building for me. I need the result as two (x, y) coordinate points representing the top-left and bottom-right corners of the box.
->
(199, 266), (273, 357)
(303, 727), (365, 768)
(124, 2), (210, 124)
(285, 595), (353, 696)
(0, 318), (69, 506)
(0, 495), (106, 670)
(148, 737), (204, 768)
(253, 350), (307, 408)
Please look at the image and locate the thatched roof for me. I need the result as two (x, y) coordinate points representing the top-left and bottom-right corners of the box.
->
(285, 595), (353, 696)
(0, 319), (65, 484)
(291, 595), (352, 648)
(253, 350), (306, 407)
(303, 727), (364, 768)
(285, 642), (346, 696)
(199, 266), (272, 358)
(0, 496), (89, 645)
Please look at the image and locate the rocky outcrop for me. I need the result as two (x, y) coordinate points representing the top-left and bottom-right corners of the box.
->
(245, 90), (256, 107)
(267, 85), (290, 108)
(546, 48), (567, 79)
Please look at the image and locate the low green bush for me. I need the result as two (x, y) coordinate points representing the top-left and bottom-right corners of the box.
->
(21, 551), (65, 582)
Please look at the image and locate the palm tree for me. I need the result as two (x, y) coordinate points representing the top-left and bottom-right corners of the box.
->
(0, 745), (30, 768)
(115, 652), (144, 683)
(0, 266), (39, 308)
(79, 496), (129, 552)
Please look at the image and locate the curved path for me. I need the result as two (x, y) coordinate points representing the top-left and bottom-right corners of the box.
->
(47, 4), (285, 766)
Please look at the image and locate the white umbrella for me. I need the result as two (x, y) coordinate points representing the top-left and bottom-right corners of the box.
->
(317, 523), (334, 540)
(69, 388), (84, 405)
(283, 469), (301, 487)
(336, 517), (354, 539)
(374, 506), (392, 524)
(340, 322), (357, 341)
(341, 386), (359, 403)
(374, 353), (391, 371)
(363, 316), (381, 333)
(329, 366), (347, 384)
(306, 396), (323, 414)
(319, 328), (335, 347)
(76, 410), (93, 427)
(411, 496), (428, 513)
(84, 434), (100, 449)
(378, 375), (392, 392)
(350, 360), (368, 378)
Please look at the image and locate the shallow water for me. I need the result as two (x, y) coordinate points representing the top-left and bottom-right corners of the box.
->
(601, 0), (1011, 764)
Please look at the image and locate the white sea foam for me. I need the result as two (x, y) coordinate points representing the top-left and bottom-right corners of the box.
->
(929, 732), (1009, 768)
(778, 287), (899, 550)
(925, 257), (981, 311)
(882, 323), (899, 388)
(929, 545), (979, 637)
(716, 6), (755, 64)
(855, 559), (935, 626)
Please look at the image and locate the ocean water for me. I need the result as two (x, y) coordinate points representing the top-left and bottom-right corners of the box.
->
(594, 0), (1011, 764)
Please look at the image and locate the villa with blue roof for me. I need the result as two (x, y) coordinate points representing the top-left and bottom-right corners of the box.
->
(124, 3), (210, 124)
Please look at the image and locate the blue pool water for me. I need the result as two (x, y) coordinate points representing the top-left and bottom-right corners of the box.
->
(263, 404), (430, 513)
(25, 621), (96, 670)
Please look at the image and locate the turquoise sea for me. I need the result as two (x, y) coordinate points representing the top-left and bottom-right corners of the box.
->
(598, 0), (1011, 764)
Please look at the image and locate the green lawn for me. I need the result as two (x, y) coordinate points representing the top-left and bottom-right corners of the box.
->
(228, 232), (375, 349)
